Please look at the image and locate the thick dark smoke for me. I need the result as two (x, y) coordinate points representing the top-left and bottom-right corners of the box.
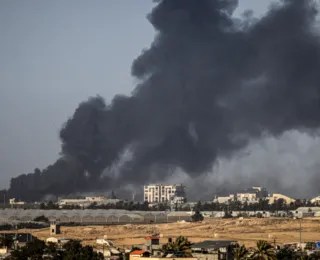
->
(8, 0), (320, 201)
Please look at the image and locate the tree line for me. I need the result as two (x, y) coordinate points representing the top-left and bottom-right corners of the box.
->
(33, 198), (318, 212)
(186, 198), (316, 212)
(1, 232), (319, 259)
(1, 237), (104, 260)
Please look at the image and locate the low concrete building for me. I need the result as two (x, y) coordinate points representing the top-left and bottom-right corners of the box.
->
(96, 237), (115, 247)
(295, 207), (320, 214)
(46, 237), (71, 244)
(213, 195), (234, 204)
(267, 193), (296, 204)
(143, 235), (162, 256)
(9, 198), (25, 205)
(191, 240), (237, 260)
(58, 196), (107, 207)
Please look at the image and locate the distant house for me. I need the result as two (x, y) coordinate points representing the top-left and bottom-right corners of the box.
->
(95, 236), (120, 258)
(143, 235), (162, 256)
(235, 186), (268, 202)
(9, 198), (25, 205)
(58, 196), (108, 207)
(295, 207), (320, 217)
(46, 237), (71, 244)
(96, 248), (121, 258)
(191, 240), (237, 260)
(96, 238), (115, 247)
(213, 195), (234, 204)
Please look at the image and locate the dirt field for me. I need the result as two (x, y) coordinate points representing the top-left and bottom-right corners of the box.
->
(10, 217), (320, 248)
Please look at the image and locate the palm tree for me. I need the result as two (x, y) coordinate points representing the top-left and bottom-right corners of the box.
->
(252, 240), (276, 260)
(162, 236), (192, 255)
(276, 247), (297, 260)
(232, 243), (249, 260)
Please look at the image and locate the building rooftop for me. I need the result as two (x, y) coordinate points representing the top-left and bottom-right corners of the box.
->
(145, 236), (160, 240)
(191, 240), (237, 250)
(130, 250), (149, 255)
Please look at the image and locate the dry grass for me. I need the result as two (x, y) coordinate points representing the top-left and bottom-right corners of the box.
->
(8, 217), (320, 248)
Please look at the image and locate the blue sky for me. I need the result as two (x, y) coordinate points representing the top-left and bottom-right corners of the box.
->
(0, 0), (274, 189)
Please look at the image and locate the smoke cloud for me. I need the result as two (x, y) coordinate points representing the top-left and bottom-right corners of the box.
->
(8, 0), (320, 201)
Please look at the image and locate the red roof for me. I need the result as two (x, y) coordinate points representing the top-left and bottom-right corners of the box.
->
(130, 250), (148, 255)
(145, 236), (160, 240)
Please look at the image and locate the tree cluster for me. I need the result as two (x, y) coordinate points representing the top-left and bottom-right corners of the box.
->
(0, 223), (47, 231)
(232, 240), (320, 260)
(162, 236), (192, 256)
(191, 210), (204, 222)
(38, 200), (171, 211)
(6, 238), (104, 260)
(2, 196), (317, 213)
(186, 199), (315, 213)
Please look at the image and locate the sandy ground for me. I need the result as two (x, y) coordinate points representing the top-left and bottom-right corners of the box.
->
(7, 217), (320, 248)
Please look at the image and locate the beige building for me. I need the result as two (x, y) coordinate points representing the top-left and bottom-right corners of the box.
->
(143, 184), (185, 203)
(58, 196), (105, 206)
(214, 194), (234, 204)
(236, 192), (257, 202)
(9, 198), (25, 205)
(267, 193), (296, 204)
(214, 186), (269, 204)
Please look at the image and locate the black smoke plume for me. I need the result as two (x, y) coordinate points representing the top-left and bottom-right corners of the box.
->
(8, 0), (320, 201)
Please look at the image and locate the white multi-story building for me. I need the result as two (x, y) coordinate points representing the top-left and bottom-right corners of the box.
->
(143, 184), (186, 203)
